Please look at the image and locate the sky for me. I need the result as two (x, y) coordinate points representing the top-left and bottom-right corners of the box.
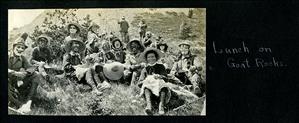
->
(8, 9), (45, 31)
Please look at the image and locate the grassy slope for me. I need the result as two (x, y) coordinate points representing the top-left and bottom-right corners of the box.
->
(11, 9), (206, 115)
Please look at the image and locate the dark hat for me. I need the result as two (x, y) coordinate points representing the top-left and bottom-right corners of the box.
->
(65, 39), (86, 53)
(126, 39), (145, 52)
(66, 23), (82, 33)
(13, 33), (28, 49)
(139, 47), (164, 63)
(36, 34), (51, 44)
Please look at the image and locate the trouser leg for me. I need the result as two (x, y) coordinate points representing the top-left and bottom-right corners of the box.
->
(159, 88), (167, 114)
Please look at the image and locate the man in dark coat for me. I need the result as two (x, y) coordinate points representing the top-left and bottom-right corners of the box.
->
(8, 34), (42, 113)
(117, 16), (130, 43)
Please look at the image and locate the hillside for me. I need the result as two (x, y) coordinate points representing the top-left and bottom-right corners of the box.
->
(8, 8), (206, 115)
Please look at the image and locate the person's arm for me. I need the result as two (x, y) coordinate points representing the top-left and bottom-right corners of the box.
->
(22, 56), (32, 70)
(126, 21), (130, 28)
(139, 68), (147, 82)
(159, 64), (167, 77)
(46, 48), (53, 63)
(62, 54), (71, 68)
(170, 62), (178, 75)
(30, 48), (45, 66)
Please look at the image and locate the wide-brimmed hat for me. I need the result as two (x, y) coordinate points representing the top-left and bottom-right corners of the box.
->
(88, 23), (100, 31)
(126, 39), (145, 52)
(65, 39), (86, 53)
(13, 33), (28, 49)
(157, 42), (168, 51)
(111, 38), (123, 49)
(36, 34), (51, 44)
(139, 47), (164, 63)
(178, 40), (191, 48)
(66, 23), (82, 33)
(103, 62), (124, 80)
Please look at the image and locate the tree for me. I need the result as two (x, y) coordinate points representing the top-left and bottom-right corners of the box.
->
(30, 9), (94, 64)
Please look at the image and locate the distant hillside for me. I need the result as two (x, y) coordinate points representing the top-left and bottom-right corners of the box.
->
(9, 9), (192, 50)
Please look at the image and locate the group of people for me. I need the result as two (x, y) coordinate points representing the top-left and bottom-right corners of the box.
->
(8, 16), (205, 115)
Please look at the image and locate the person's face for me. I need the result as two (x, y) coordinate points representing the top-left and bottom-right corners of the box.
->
(103, 44), (110, 52)
(147, 53), (157, 64)
(72, 42), (80, 52)
(180, 44), (190, 55)
(114, 41), (121, 49)
(146, 33), (151, 38)
(13, 45), (26, 56)
(38, 38), (48, 48)
(131, 42), (139, 53)
(159, 45), (165, 50)
(92, 26), (99, 33)
(69, 25), (78, 34)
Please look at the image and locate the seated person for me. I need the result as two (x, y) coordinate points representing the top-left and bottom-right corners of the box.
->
(30, 34), (52, 77)
(142, 31), (154, 48)
(171, 41), (203, 96)
(124, 39), (145, 86)
(111, 38), (126, 63)
(85, 23), (100, 55)
(8, 35), (42, 113)
(63, 39), (97, 92)
(138, 47), (170, 115)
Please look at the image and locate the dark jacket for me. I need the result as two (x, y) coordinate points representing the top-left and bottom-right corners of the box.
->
(31, 47), (52, 64)
(139, 63), (167, 81)
(118, 20), (129, 32)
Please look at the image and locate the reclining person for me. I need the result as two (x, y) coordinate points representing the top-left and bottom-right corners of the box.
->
(138, 47), (169, 115)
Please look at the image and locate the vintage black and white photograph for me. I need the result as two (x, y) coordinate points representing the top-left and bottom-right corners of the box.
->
(8, 8), (206, 116)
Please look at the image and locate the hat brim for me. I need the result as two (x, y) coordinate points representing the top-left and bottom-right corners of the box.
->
(37, 35), (51, 44)
(103, 62), (124, 80)
(65, 40), (86, 53)
(111, 38), (123, 49)
(126, 40), (145, 52)
(66, 23), (82, 33)
(139, 47), (164, 63)
(13, 43), (28, 49)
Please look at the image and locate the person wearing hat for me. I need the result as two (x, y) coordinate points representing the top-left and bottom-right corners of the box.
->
(170, 40), (203, 95)
(97, 41), (116, 63)
(8, 33), (43, 113)
(86, 23), (100, 55)
(63, 39), (86, 83)
(63, 39), (103, 93)
(117, 16), (130, 43)
(137, 47), (171, 115)
(156, 42), (174, 73)
(153, 35), (164, 48)
(62, 23), (83, 50)
(30, 34), (52, 77)
(111, 38), (126, 63)
(142, 31), (154, 48)
(138, 19), (147, 41)
(124, 39), (145, 85)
